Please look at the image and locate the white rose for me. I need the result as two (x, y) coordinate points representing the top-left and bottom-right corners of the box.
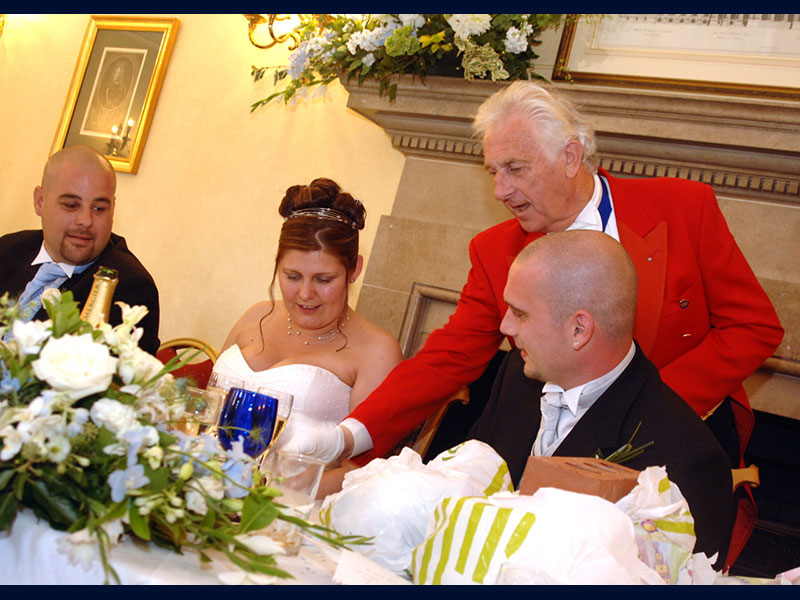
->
(32, 333), (118, 400)
(90, 398), (139, 434)
(12, 319), (52, 355)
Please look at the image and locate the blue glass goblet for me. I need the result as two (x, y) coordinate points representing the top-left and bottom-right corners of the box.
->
(217, 387), (278, 458)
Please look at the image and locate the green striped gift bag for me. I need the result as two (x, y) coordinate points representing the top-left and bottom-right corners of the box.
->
(411, 488), (664, 585)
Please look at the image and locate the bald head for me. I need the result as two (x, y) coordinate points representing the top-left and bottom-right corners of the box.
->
(517, 230), (637, 341)
(34, 145), (116, 265)
(500, 230), (637, 386)
(42, 145), (116, 192)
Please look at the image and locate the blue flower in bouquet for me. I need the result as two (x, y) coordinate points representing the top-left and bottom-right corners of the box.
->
(109, 463), (150, 502)
(0, 364), (21, 393)
(222, 438), (255, 498)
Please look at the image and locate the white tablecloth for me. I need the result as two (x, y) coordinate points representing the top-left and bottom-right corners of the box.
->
(0, 509), (339, 585)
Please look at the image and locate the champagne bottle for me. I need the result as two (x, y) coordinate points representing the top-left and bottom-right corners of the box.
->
(79, 266), (119, 326)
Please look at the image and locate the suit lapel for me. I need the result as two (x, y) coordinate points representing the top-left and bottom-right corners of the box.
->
(555, 346), (648, 458)
(618, 221), (667, 356)
(3, 232), (42, 295)
(605, 173), (668, 357)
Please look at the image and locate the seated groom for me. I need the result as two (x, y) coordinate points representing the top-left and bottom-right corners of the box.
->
(469, 230), (734, 565)
(0, 145), (161, 354)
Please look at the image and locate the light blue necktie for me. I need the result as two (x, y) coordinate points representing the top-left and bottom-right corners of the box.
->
(17, 262), (68, 320)
(537, 389), (568, 456)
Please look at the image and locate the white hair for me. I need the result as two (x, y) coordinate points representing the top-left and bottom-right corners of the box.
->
(473, 81), (597, 170)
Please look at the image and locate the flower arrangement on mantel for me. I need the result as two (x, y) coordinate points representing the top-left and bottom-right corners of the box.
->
(251, 13), (577, 109)
(0, 290), (365, 584)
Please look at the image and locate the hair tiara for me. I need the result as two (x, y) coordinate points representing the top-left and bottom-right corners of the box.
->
(285, 207), (358, 229)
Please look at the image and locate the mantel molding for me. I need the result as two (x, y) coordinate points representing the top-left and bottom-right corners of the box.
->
(343, 75), (800, 204)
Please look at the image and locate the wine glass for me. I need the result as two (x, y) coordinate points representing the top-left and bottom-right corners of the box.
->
(171, 386), (220, 436)
(257, 387), (293, 447)
(217, 387), (278, 458)
(206, 371), (246, 400)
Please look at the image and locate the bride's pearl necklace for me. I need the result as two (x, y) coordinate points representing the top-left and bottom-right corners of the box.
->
(287, 310), (350, 345)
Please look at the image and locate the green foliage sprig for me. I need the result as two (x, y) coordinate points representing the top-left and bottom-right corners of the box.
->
(596, 422), (654, 465)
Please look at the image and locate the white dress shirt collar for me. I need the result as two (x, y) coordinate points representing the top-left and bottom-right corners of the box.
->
(564, 173), (620, 242)
(534, 341), (637, 456)
(31, 243), (80, 278)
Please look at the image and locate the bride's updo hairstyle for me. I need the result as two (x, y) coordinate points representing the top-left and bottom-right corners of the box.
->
(268, 178), (366, 302)
(276, 177), (365, 275)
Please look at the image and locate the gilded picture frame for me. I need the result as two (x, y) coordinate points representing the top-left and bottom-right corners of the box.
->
(51, 15), (180, 174)
(553, 14), (800, 100)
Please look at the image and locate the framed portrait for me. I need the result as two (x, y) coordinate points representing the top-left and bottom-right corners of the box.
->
(553, 14), (800, 100)
(51, 15), (180, 173)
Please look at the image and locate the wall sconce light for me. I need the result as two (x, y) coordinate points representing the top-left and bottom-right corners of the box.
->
(243, 14), (301, 50)
(106, 119), (135, 157)
(0, 15), (6, 38)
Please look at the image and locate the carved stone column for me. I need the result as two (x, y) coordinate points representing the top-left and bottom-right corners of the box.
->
(346, 75), (800, 419)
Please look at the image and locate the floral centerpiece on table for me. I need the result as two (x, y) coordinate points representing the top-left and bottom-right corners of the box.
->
(0, 290), (364, 584)
(252, 13), (576, 107)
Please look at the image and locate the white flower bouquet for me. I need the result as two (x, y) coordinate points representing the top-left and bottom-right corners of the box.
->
(0, 290), (365, 583)
(252, 13), (574, 106)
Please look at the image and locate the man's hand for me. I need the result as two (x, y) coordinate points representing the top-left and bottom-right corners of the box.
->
(274, 412), (346, 465)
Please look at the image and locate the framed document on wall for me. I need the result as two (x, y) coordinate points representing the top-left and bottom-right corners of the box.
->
(51, 15), (180, 174)
(554, 14), (800, 100)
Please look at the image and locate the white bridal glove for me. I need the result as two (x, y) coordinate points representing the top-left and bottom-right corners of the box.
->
(275, 411), (345, 465)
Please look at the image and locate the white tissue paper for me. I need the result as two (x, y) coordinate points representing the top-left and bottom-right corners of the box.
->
(318, 440), (513, 575)
(412, 487), (664, 585)
(614, 465), (699, 584)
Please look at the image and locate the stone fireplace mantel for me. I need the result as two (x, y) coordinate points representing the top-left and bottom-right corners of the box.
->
(345, 75), (799, 420)
(345, 75), (800, 203)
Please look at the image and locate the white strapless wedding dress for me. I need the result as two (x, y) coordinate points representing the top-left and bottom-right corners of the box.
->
(211, 345), (352, 446)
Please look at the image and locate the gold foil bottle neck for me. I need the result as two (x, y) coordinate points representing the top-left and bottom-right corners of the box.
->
(79, 266), (119, 327)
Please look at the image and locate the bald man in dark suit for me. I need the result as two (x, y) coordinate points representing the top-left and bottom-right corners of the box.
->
(470, 230), (734, 566)
(0, 145), (160, 354)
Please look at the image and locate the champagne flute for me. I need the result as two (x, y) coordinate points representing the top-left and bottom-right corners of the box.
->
(171, 386), (219, 436)
(217, 387), (278, 458)
(257, 388), (293, 447)
(207, 371), (246, 400)
(205, 372), (245, 433)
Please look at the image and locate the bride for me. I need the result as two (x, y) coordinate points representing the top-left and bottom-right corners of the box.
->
(212, 178), (402, 492)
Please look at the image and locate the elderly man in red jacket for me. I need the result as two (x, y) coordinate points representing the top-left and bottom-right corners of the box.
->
(283, 81), (784, 568)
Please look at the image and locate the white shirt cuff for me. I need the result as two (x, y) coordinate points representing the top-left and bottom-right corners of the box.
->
(340, 418), (373, 458)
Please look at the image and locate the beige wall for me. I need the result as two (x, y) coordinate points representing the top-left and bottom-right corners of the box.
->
(0, 14), (405, 350)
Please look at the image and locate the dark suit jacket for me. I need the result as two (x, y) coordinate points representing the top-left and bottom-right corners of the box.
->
(469, 345), (735, 563)
(0, 230), (161, 355)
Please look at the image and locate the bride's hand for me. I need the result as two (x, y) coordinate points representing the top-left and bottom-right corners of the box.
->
(275, 412), (345, 465)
